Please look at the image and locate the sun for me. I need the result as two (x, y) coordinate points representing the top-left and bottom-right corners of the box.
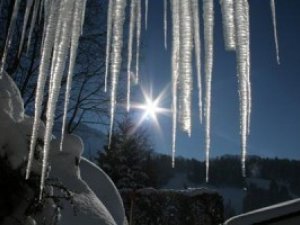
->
(129, 85), (171, 130)
(142, 96), (159, 119)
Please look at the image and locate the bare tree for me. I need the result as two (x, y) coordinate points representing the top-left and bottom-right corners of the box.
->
(0, 0), (123, 133)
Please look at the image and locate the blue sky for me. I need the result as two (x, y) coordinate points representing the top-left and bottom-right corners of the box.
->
(131, 0), (300, 160)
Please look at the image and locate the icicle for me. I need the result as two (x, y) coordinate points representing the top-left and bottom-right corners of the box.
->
(270, 0), (280, 64)
(170, 0), (180, 168)
(39, 0), (45, 23)
(27, 0), (61, 180)
(49, 2), (65, 92)
(234, 0), (250, 178)
(126, 0), (137, 111)
(18, 0), (34, 57)
(135, 0), (142, 84)
(41, 0), (51, 52)
(40, 0), (74, 198)
(220, 0), (236, 51)
(145, 0), (148, 30)
(80, 0), (87, 34)
(26, 0), (41, 54)
(108, 0), (127, 148)
(104, 0), (114, 93)
(60, 0), (84, 151)
(178, 0), (193, 136)
(203, 0), (214, 183)
(244, 0), (251, 136)
(0, 0), (21, 75)
(164, 0), (167, 49)
(192, 0), (203, 123)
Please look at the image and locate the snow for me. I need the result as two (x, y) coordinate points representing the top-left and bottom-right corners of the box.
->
(0, 71), (25, 122)
(162, 172), (246, 214)
(0, 71), (125, 225)
(80, 158), (127, 225)
(225, 198), (300, 225)
(0, 72), (27, 169)
(49, 134), (125, 225)
(25, 217), (37, 225)
(0, 115), (27, 169)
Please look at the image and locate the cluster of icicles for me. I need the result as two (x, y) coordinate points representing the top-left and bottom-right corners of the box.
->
(0, 0), (280, 196)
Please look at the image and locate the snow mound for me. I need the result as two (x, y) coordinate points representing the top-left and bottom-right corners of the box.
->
(0, 70), (126, 225)
(80, 158), (127, 225)
(0, 71), (24, 122)
(0, 115), (27, 169)
(49, 135), (124, 225)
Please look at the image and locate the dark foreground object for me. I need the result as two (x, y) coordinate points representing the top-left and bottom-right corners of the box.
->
(121, 188), (224, 225)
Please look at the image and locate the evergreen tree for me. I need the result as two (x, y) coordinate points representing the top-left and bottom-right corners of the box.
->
(96, 117), (156, 189)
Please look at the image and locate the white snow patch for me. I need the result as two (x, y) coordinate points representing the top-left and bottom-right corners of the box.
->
(0, 71), (24, 122)
(48, 134), (125, 225)
(80, 158), (127, 225)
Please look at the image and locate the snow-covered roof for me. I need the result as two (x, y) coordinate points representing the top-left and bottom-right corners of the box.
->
(225, 198), (300, 225)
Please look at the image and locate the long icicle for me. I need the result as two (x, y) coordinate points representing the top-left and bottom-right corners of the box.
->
(126, 0), (137, 111)
(203, 0), (214, 183)
(60, 0), (84, 151)
(192, 0), (203, 123)
(108, 0), (127, 148)
(145, 0), (148, 30)
(220, 0), (236, 51)
(270, 0), (280, 64)
(80, 0), (87, 34)
(170, 0), (180, 168)
(104, 0), (114, 92)
(40, 0), (75, 199)
(18, 0), (34, 57)
(26, 0), (61, 180)
(26, 0), (41, 55)
(135, 0), (142, 84)
(49, 0), (64, 92)
(235, 0), (250, 178)
(38, 0), (45, 23)
(178, 0), (193, 136)
(0, 0), (21, 75)
(164, 0), (167, 49)
(244, 0), (251, 136)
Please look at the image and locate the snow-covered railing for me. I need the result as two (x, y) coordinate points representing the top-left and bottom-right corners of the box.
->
(225, 198), (300, 225)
